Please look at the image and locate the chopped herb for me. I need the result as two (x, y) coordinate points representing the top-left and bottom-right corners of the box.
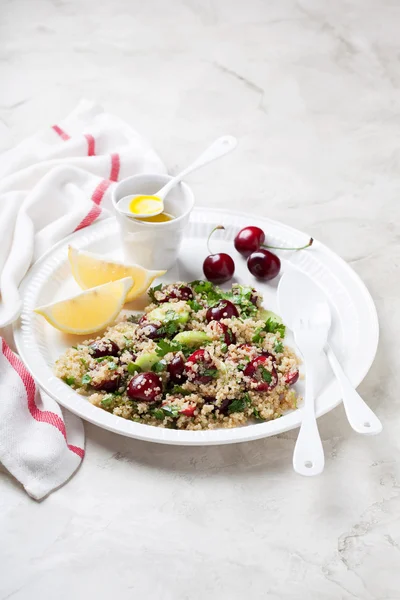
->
(64, 377), (75, 386)
(152, 360), (167, 373)
(253, 408), (264, 420)
(228, 398), (246, 414)
(264, 318), (286, 337)
(189, 280), (222, 305)
(243, 392), (252, 406)
(203, 368), (219, 378)
(148, 283), (162, 303)
(123, 335), (133, 347)
(96, 355), (114, 362)
(237, 364), (246, 372)
(161, 405), (179, 418)
(128, 362), (141, 375)
(156, 339), (182, 357)
(152, 408), (165, 420)
(127, 314), (141, 324)
(274, 341), (284, 353)
(107, 361), (117, 370)
(260, 366), (272, 383)
(72, 346), (78, 350)
(171, 386), (191, 396)
(81, 373), (92, 385)
(220, 342), (228, 353)
(80, 358), (88, 367)
(252, 318), (286, 343)
(157, 310), (182, 337)
(187, 299), (202, 312)
(101, 395), (114, 408)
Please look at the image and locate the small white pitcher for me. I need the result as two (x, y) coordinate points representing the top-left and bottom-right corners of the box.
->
(112, 173), (195, 271)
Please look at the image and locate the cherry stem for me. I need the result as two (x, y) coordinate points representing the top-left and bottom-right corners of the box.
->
(207, 225), (225, 254)
(261, 238), (313, 251)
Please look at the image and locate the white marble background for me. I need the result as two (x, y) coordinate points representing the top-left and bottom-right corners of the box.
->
(1, 0), (400, 598)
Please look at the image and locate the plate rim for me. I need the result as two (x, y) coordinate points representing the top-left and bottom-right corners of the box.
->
(13, 209), (379, 445)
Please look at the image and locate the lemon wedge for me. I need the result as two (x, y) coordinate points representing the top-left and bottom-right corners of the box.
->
(68, 247), (166, 302)
(34, 277), (133, 334)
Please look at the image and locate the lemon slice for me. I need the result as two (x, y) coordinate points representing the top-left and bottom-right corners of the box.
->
(68, 247), (166, 302)
(34, 277), (133, 334)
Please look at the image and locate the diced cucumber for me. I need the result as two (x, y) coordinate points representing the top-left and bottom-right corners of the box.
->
(257, 309), (283, 324)
(134, 352), (159, 371)
(173, 331), (211, 347)
(147, 302), (189, 325)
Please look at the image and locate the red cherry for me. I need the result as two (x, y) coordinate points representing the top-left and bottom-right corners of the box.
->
(127, 372), (163, 402)
(243, 355), (278, 391)
(184, 349), (216, 384)
(179, 403), (196, 417)
(92, 374), (121, 393)
(206, 299), (239, 322)
(159, 285), (194, 302)
(167, 354), (187, 384)
(89, 339), (120, 358)
(234, 226), (265, 257)
(285, 369), (299, 386)
(203, 253), (235, 284)
(247, 249), (281, 280)
(212, 322), (236, 345)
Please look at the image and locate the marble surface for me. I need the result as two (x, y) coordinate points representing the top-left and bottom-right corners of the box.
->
(1, 0), (400, 598)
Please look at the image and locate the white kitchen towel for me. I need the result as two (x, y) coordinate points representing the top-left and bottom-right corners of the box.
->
(0, 100), (166, 499)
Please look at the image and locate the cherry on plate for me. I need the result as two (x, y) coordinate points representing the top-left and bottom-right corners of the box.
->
(212, 322), (236, 345)
(127, 372), (163, 402)
(247, 249), (281, 281)
(203, 253), (235, 284)
(243, 355), (278, 391)
(234, 226), (265, 257)
(167, 354), (187, 384)
(284, 369), (299, 386)
(92, 374), (121, 393)
(184, 349), (216, 384)
(89, 339), (120, 359)
(206, 299), (239, 322)
(160, 285), (194, 302)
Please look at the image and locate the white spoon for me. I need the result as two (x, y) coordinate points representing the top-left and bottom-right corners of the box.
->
(117, 135), (237, 219)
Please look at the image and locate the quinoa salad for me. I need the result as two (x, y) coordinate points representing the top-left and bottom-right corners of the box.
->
(54, 281), (301, 430)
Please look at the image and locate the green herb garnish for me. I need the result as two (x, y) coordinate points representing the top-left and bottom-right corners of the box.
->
(253, 408), (264, 420)
(187, 299), (202, 312)
(96, 355), (114, 362)
(152, 360), (167, 373)
(260, 366), (272, 383)
(152, 408), (165, 420)
(107, 361), (117, 370)
(80, 358), (88, 367)
(228, 398), (246, 414)
(243, 392), (252, 406)
(81, 373), (92, 385)
(161, 405), (179, 418)
(220, 343), (228, 353)
(157, 310), (183, 337)
(274, 341), (283, 353)
(203, 368), (219, 378)
(148, 283), (162, 303)
(127, 314), (141, 324)
(101, 395), (114, 408)
(171, 385), (191, 396)
(252, 318), (286, 343)
(156, 339), (182, 357)
(189, 280), (222, 305)
(64, 376), (75, 386)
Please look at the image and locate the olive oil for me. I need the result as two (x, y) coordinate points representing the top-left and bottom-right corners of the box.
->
(138, 212), (174, 223)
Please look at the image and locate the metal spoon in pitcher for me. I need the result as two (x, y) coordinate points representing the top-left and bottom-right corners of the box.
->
(117, 135), (237, 219)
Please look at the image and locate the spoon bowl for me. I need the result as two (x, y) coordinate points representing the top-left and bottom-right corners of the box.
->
(116, 135), (237, 220)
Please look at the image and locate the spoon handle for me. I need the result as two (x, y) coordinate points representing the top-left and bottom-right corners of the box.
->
(326, 344), (382, 435)
(293, 351), (325, 476)
(157, 136), (237, 200)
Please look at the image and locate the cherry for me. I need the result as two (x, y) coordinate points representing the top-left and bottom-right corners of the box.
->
(92, 374), (121, 393)
(89, 339), (120, 358)
(159, 285), (193, 302)
(244, 355), (278, 391)
(284, 369), (299, 386)
(203, 225), (235, 284)
(184, 349), (216, 384)
(167, 353), (186, 384)
(203, 253), (235, 284)
(247, 249), (281, 281)
(127, 372), (163, 402)
(234, 226), (265, 257)
(234, 226), (313, 257)
(179, 403), (196, 417)
(138, 321), (163, 340)
(212, 322), (236, 345)
(206, 299), (239, 322)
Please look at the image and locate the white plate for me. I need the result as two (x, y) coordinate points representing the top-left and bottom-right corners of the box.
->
(14, 209), (379, 445)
